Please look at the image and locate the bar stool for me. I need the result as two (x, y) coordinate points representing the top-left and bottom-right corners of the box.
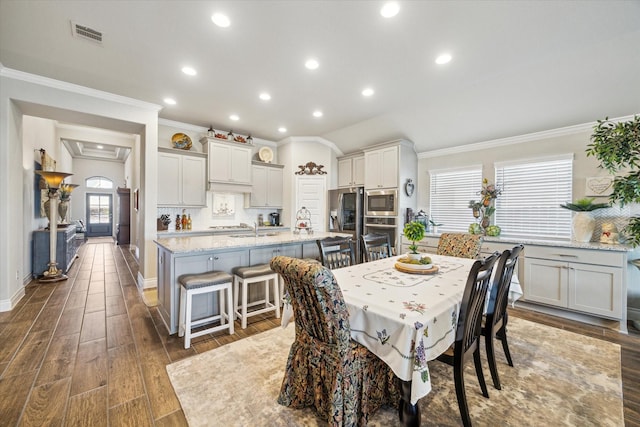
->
(232, 264), (280, 329)
(178, 270), (234, 349)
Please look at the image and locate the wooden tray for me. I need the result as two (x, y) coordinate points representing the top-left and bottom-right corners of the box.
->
(394, 263), (439, 275)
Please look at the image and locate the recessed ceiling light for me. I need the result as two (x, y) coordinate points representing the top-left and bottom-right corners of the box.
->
(313, 110), (323, 118)
(380, 2), (400, 18)
(229, 114), (239, 121)
(435, 53), (452, 65)
(278, 127), (287, 133)
(305, 59), (319, 70)
(163, 98), (176, 105)
(211, 13), (230, 28)
(181, 66), (197, 76)
(362, 88), (375, 97)
(259, 93), (271, 101)
(96, 145), (103, 149)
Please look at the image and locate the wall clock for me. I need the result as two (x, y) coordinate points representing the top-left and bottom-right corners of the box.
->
(405, 179), (415, 197)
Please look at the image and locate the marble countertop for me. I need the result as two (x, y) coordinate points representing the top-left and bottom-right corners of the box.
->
(155, 231), (350, 254)
(422, 233), (638, 252)
(157, 225), (288, 237)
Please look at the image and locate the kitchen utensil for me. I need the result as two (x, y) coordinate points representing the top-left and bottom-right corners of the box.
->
(269, 212), (280, 226)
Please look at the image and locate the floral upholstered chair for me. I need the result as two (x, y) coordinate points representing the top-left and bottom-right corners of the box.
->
(270, 256), (400, 426)
(437, 233), (483, 259)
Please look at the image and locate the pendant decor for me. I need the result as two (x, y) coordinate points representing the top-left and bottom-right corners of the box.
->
(295, 162), (326, 175)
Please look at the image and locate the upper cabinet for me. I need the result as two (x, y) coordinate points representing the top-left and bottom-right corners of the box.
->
(246, 162), (284, 208)
(157, 148), (207, 207)
(364, 145), (398, 189)
(201, 138), (252, 184)
(337, 154), (364, 188)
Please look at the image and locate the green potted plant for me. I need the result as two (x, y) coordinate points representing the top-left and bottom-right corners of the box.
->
(403, 220), (426, 258)
(586, 115), (640, 247)
(560, 197), (610, 242)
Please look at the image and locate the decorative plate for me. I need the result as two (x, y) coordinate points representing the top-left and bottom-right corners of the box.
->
(171, 133), (192, 150)
(259, 147), (274, 163)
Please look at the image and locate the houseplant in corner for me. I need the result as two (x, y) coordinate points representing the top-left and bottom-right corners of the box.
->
(586, 115), (640, 247)
(403, 220), (426, 260)
(560, 197), (609, 242)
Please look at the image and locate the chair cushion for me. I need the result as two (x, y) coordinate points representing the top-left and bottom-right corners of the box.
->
(178, 271), (233, 289)
(232, 263), (275, 279)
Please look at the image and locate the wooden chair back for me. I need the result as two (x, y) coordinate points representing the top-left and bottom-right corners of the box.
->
(316, 236), (355, 269)
(361, 233), (392, 262)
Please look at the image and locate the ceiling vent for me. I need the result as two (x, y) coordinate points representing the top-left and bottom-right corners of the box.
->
(70, 21), (103, 44)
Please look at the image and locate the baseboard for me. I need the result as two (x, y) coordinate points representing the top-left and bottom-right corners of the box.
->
(0, 286), (26, 312)
(137, 271), (157, 290)
(514, 300), (625, 333)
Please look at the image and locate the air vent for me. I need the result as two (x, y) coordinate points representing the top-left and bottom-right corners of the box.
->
(70, 21), (103, 44)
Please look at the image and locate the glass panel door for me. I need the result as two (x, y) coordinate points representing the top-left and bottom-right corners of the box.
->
(86, 193), (113, 237)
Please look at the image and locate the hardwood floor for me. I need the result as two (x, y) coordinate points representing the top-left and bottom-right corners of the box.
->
(1, 238), (639, 426)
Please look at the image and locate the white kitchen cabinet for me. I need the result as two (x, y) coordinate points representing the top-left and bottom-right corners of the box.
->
(246, 162), (284, 208)
(524, 245), (623, 320)
(400, 235), (439, 255)
(157, 148), (207, 207)
(338, 154), (364, 188)
(364, 146), (398, 189)
(201, 138), (251, 184)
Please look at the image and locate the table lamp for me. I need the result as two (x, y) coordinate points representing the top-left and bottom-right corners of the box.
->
(35, 170), (72, 282)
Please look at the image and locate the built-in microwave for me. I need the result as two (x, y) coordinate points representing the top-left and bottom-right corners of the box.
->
(365, 189), (398, 216)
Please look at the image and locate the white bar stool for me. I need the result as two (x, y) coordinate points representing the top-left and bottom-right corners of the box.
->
(178, 271), (234, 349)
(232, 264), (280, 329)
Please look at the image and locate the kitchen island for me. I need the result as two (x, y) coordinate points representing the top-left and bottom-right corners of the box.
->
(154, 231), (348, 334)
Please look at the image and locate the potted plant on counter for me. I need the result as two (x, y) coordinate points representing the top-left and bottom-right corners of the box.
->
(404, 220), (426, 259)
(586, 115), (640, 247)
(560, 197), (609, 242)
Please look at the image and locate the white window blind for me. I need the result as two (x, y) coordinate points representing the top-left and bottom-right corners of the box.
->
(429, 167), (482, 232)
(494, 155), (573, 240)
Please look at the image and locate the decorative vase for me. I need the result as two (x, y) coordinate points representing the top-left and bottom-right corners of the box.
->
(572, 212), (595, 242)
(58, 200), (69, 224)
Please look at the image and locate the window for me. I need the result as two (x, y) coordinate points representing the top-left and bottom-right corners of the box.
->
(494, 154), (573, 239)
(429, 166), (482, 232)
(86, 176), (113, 189)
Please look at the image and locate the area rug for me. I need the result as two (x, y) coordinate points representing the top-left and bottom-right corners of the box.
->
(166, 317), (623, 426)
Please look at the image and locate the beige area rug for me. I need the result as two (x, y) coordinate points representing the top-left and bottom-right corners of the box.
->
(166, 317), (623, 426)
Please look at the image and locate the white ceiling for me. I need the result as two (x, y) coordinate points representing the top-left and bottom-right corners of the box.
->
(1, 0), (639, 155)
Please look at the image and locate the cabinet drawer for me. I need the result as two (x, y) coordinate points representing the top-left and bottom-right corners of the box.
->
(480, 241), (514, 256)
(525, 245), (623, 266)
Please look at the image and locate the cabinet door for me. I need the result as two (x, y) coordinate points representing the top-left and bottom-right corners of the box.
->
(364, 150), (382, 189)
(569, 264), (622, 319)
(208, 143), (232, 182)
(338, 158), (353, 187)
(380, 146), (398, 188)
(353, 155), (365, 186)
(302, 242), (320, 261)
(181, 156), (207, 206)
(524, 258), (568, 307)
(266, 167), (284, 207)
(230, 146), (251, 184)
(250, 166), (268, 207)
(158, 152), (181, 205)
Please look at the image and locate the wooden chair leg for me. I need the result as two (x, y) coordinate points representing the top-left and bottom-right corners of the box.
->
(498, 328), (514, 367)
(453, 363), (472, 427)
(473, 349), (489, 399)
(485, 332), (502, 390)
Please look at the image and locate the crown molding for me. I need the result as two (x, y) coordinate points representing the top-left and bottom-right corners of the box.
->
(0, 65), (162, 112)
(418, 114), (638, 159)
(277, 136), (343, 156)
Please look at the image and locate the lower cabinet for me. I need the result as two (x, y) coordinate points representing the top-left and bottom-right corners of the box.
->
(524, 245), (623, 319)
(400, 235), (439, 255)
(32, 225), (78, 278)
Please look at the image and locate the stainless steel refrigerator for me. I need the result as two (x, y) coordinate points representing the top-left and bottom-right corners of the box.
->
(328, 187), (364, 263)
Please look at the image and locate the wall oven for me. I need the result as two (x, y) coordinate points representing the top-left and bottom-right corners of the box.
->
(365, 189), (398, 217)
(364, 216), (397, 254)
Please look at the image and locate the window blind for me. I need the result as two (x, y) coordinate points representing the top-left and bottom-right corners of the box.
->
(494, 155), (573, 240)
(429, 167), (482, 232)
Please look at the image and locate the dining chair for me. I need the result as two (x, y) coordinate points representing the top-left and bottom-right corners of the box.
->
(482, 244), (524, 390)
(316, 236), (355, 269)
(361, 233), (393, 262)
(435, 252), (500, 427)
(270, 256), (400, 426)
(436, 233), (483, 259)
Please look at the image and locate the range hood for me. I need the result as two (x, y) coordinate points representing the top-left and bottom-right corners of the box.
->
(208, 182), (253, 194)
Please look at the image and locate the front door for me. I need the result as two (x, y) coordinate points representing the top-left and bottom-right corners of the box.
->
(86, 193), (113, 237)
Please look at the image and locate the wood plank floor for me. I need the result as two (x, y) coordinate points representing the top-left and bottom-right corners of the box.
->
(0, 238), (639, 426)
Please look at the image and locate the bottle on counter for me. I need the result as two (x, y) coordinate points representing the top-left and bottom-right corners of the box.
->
(175, 214), (181, 230)
(181, 212), (187, 230)
(187, 214), (192, 230)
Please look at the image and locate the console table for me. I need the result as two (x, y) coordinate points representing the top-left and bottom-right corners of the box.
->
(32, 225), (79, 278)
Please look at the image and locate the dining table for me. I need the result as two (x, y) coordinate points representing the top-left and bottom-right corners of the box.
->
(329, 253), (521, 426)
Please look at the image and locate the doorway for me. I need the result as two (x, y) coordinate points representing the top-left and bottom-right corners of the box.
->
(86, 193), (113, 237)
